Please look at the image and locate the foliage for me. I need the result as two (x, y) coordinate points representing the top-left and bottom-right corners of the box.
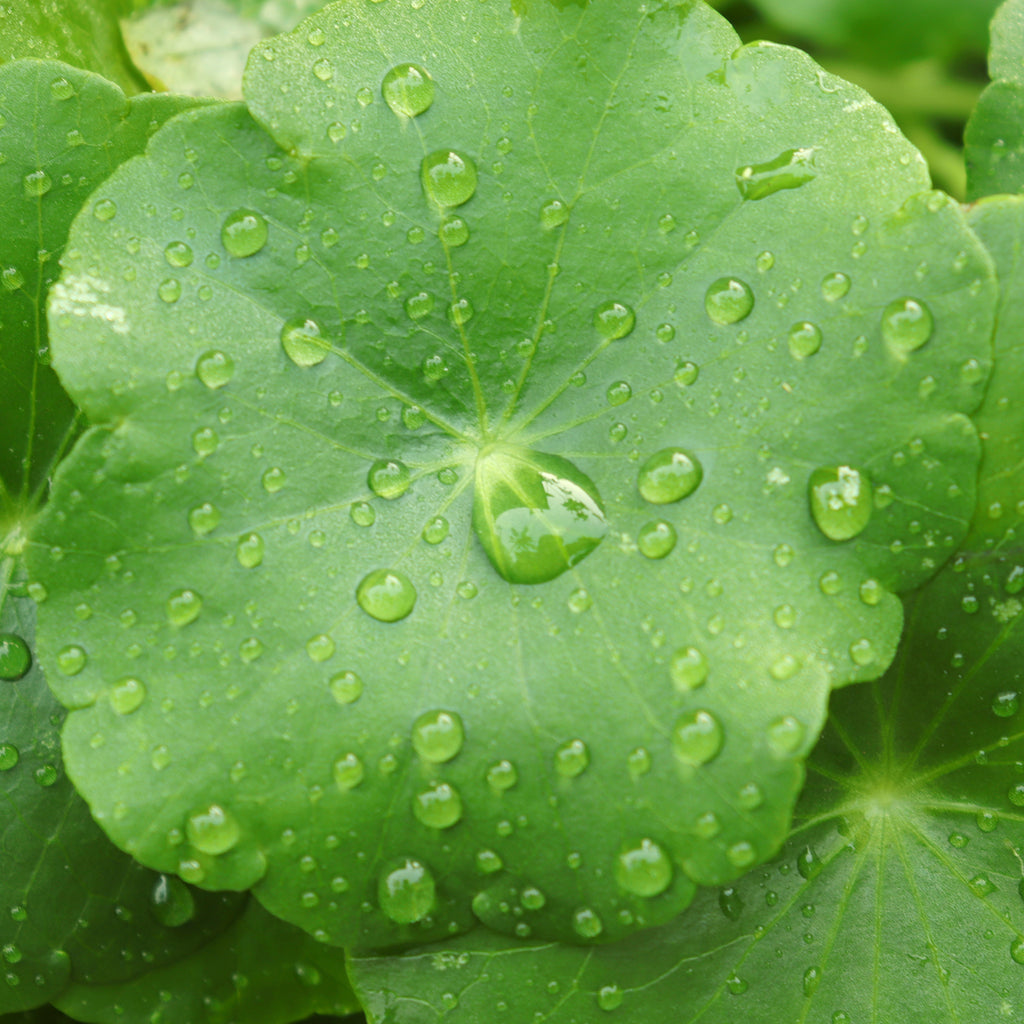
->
(1, 1), (1023, 1023)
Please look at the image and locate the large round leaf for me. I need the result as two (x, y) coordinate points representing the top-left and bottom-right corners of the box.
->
(31, 0), (994, 950)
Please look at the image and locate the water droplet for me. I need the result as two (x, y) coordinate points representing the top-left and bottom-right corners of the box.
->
(882, 297), (933, 354)
(57, 644), (86, 675)
(821, 272), (851, 301)
(378, 858), (436, 923)
(809, 466), (872, 541)
(572, 907), (603, 939)
(606, 381), (632, 406)
(736, 147), (816, 200)
(1011, 937), (1024, 965)
(672, 709), (723, 766)
(726, 972), (748, 995)
(413, 782), (463, 828)
(597, 985), (623, 1011)
(968, 873), (997, 898)
(149, 874), (196, 927)
(593, 301), (635, 340)
(167, 588), (202, 626)
(412, 709), (464, 762)
(487, 760), (517, 791)
(329, 671), (363, 704)
(93, 198), (117, 221)
(421, 150), (477, 208)
(476, 849), (503, 873)
(312, 57), (333, 81)
(23, 169), (52, 198)
(368, 459), (411, 500)
(448, 298), (474, 326)
(188, 502), (221, 536)
(440, 216), (470, 247)
(615, 838), (673, 897)
(992, 692), (1019, 718)
(191, 426), (218, 456)
(540, 199), (570, 230)
(333, 752), (365, 791)
(281, 318), (329, 367)
(195, 350), (234, 389)
(1007, 782), (1024, 807)
(422, 516), (450, 544)
(306, 634), (335, 662)
(670, 646), (708, 691)
(186, 804), (240, 855)
(788, 321), (822, 359)
(554, 739), (589, 778)
(0, 744), (19, 770)
(637, 520), (677, 559)
(637, 448), (703, 504)
(520, 885), (545, 910)
(976, 810), (998, 832)
(405, 291), (434, 320)
(382, 63), (435, 117)
(0, 634), (30, 681)
(472, 446), (607, 585)
(165, 241), (193, 267)
(705, 278), (754, 325)
(568, 587), (592, 613)
(766, 716), (805, 756)
(350, 501), (376, 527)
(110, 676), (146, 715)
(221, 209), (268, 258)
(236, 532), (264, 568)
(719, 886), (744, 920)
(796, 846), (822, 880)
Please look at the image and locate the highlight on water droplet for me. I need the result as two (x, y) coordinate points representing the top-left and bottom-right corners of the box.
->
(554, 738), (589, 778)
(149, 874), (196, 927)
(368, 459), (411, 499)
(109, 676), (146, 715)
(472, 446), (607, 585)
(57, 644), (86, 675)
(705, 277), (754, 325)
(540, 198), (570, 230)
(195, 350), (234, 389)
(221, 209), (268, 258)
(821, 272), (851, 302)
(333, 752), (365, 791)
(672, 709), (723, 766)
(808, 465), (873, 541)
(382, 63), (435, 117)
(421, 149), (477, 208)
(329, 670), (363, 704)
(413, 782), (463, 829)
(487, 759), (517, 791)
(571, 907), (604, 939)
(637, 448), (703, 504)
(186, 803), (240, 855)
(236, 532), (264, 568)
(281, 317), (330, 367)
(23, 169), (52, 198)
(411, 709), (464, 763)
(593, 300), (635, 341)
(615, 838), (673, 897)
(670, 646), (708, 691)
(356, 569), (417, 622)
(736, 147), (817, 201)
(882, 297), (933, 354)
(637, 520), (677, 559)
(788, 321), (822, 360)
(766, 715), (805, 756)
(378, 858), (437, 924)
(167, 588), (202, 626)
(0, 634), (31, 681)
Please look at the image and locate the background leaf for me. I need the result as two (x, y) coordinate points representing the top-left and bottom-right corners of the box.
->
(347, 193), (1024, 1024)
(965, 0), (1024, 200)
(31, 0), (995, 954)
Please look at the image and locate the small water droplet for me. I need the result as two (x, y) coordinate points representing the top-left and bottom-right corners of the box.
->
(312, 57), (333, 81)
(329, 670), (363, 704)
(221, 209), (268, 258)
(448, 298), (474, 326)
(333, 752), (365, 791)
(672, 709), (723, 766)
(382, 63), (435, 117)
(412, 709), (464, 762)
(766, 715), (805, 756)
(306, 634), (336, 662)
(93, 198), (117, 221)
(809, 466), (872, 541)
(670, 646), (708, 691)
(236, 532), (264, 568)
(882, 298), (933, 354)
(0, 744), (19, 770)
(594, 301), (635, 340)
(158, 278), (181, 303)
(1007, 782), (1024, 807)
(597, 985), (623, 1011)
(796, 846), (822, 880)
(719, 886), (744, 919)
(165, 241), (193, 267)
(736, 147), (816, 200)
(413, 782), (463, 828)
(167, 588), (202, 626)
(186, 804), (240, 855)
(571, 907), (604, 939)
(487, 759), (517, 791)
(23, 169), (52, 198)
(421, 516), (449, 545)
(705, 278), (754, 325)
(281, 318), (329, 367)
(378, 858), (436, 923)
(821, 272), (851, 301)
(540, 198), (570, 230)
(637, 448), (703, 504)
(57, 644), (86, 675)
(554, 739), (589, 778)
(992, 692), (1019, 718)
(188, 502), (221, 536)
(0, 634), (31, 681)
(405, 291), (434, 320)
(637, 520), (677, 559)
(1010, 937), (1024, 965)
(149, 874), (196, 927)
(439, 216), (470, 247)
(615, 838), (673, 897)
(788, 321), (822, 359)
(422, 150), (477, 208)
(195, 350), (234, 389)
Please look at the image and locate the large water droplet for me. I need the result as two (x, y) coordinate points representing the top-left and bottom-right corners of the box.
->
(472, 446), (607, 585)
(57, 644), (86, 675)
(670, 646), (708, 691)
(615, 838), (673, 897)
(593, 301), (635, 341)
(378, 858), (436, 923)
(368, 459), (411, 500)
(736, 147), (816, 201)
(281, 318), (329, 367)
(333, 752), (365, 791)
(186, 804), (240, 855)
(149, 874), (196, 927)
(0, 634), (31, 681)
(236, 532), (264, 568)
(882, 298), (933, 354)
(413, 783), (463, 828)
(637, 520), (677, 559)
(222, 209), (268, 258)
(356, 569), (417, 622)
(487, 759), (517, 791)
(421, 150), (477, 208)
(167, 588), (202, 626)
(788, 321), (822, 360)
(554, 739), (589, 778)
(195, 350), (234, 389)
(382, 63), (435, 117)
(672, 709), (723, 766)
(705, 278), (754, 325)
(23, 169), (52, 198)
(637, 448), (702, 504)
(110, 676), (146, 715)
(411, 709), (464, 763)
(808, 466), (873, 541)
(571, 907), (604, 939)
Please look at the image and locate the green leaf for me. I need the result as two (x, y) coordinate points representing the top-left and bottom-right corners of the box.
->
(965, 0), (1024, 200)
(747, 0), (1000, 64)
(0, 1), (147, 96)
(347, 194), (1024, 1023)
(30, 0), (995, 952)
(0, 59), (201, 523)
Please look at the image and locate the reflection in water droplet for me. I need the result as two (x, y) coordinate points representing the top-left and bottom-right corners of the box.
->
(422, 516), (450, 544)
(195, 350), (234, 389)
(222, 209), (269, 258)
(413, 782), (463, 828)
(281, 318), (329, 367)
(637, 448), (702, 504)
(0, 634), (31, 681)
(593, 301), (636, 340)
(378, 858), (436, 923)
(57, 644), (86, 675)
(882, 297), (933, 354)
(796, 846), (822, 880)
(615, 838), (673, 897)
(705, 278), (754, 325)
(412, 709), (464, 763)
(382, 63), (435, 117)
(356, 569), (417, 622)
(186, 804), (240, 855)
(422, 150), (477, 208)
(736, 147), (816, 201)
(0, 744), (19, 770)
(808, 466), (873, 541)
(23, 169), (52, 198)
(672, 709), (723, 766)
(473, 446), (606, 585)
(597, 986), (624, 1011)
(440, 217), (470, 247)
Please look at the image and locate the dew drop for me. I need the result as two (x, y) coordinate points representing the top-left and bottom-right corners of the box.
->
(93, 198), (117, 221)
(413, 783), (463, 828)
(236, 532), (264, 568)
(439, 216), (470, 247)
(186, 804), (240, 855)
(1011, 937), (1024, 965)
(1007, 782), (1024, 807)
(368, 459), (411, 500)
(593, 301), (635, 340)
(329, 670), (363, 704)
(382, 63), (435, 117)
(796, 845), (822, 880)
(405, 291), (434, 320)
(0, 634), (31, 681)
(57, 644), (86, 675)
(167, 588), (202, 626)
(378, 858), (436, 923)
(637, 520), (677, 559)
(158, 278), (181, 303)
(149, 874), (196, 927)
(719, 886), (744, 920)
(195, 350), (234, 389)
(350, 502), (376, 527)
(735, 147), (816, 200)
(672, 709), (723, 766)
(412, 709), (464, 763)
(615, 838), (673, 897)
(766, 715), (805, 756)
(23, 169), (52, 198)
(422, 516), (450, 544)
(191, 426), (218, 456)
(306, 634), (335, 662)
(487, 759), (517, 791)
(281, 318), (329, 367)
(597, 985), (623, 1011)
(788, 321), (822, 360)
(637, 448), (702, 504)
(221, 209), (268, 258)
(540, 199), (570, 230)
(705, 278), (754, 325)
(808, 466), (872, 541)
(333, 752), (365, 791)
(165, 241), (193, 267)
(0, 744), (19, 770)
(554, 739), (589, 778)
(670, 646), (709, 691)
(110, 676), (146, 715)
(882, 297), (933, 354)
(421, 150), (477, 208)
(821, 272), (851, 301)
(572, 907), (604, 939)
(188, 502), (220, 536)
